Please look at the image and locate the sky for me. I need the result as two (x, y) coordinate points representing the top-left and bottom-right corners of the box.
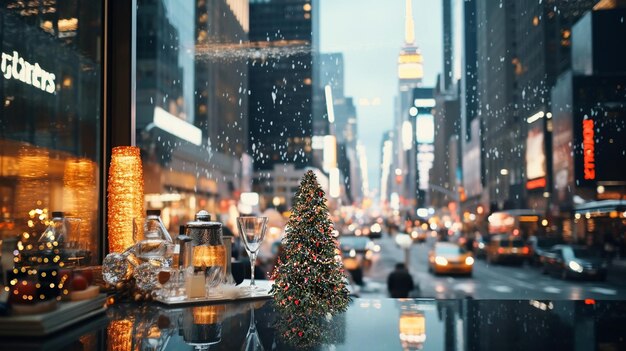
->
(320, 0), (443, 196)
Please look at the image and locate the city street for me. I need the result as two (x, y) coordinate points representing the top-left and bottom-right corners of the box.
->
(358, 234), (626, 300)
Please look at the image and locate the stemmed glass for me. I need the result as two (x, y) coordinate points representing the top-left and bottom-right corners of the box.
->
(242, 304), (264, 351)
(237, 216), (268, 293)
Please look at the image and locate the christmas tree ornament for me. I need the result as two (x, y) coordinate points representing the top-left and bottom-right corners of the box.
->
(102, 252), (134, 285)
(135, 261), (166, 292)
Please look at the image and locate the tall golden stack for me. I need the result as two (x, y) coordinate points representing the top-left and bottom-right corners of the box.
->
(63, 158), (97, 254)
(107, 146), (144, 253)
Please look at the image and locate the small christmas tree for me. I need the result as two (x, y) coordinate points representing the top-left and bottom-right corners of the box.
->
(270, 170), (350, 344)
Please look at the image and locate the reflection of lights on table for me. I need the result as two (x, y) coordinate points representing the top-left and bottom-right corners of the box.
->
(107, 319), (134, 351)
(399, 311), (426, 350)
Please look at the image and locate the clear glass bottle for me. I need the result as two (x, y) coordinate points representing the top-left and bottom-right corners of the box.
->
(155, 235), (193, 302)
(39, 211), (67, 244)
(134, 210), (173, 261)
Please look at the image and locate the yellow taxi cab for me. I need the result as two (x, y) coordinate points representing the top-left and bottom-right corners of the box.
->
(428, 242), (474, 276)
(485, 234), (530, 264)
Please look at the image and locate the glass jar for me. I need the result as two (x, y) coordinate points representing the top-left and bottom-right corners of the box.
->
(39, 211), (67, 244)
(134, 210), (173, 261)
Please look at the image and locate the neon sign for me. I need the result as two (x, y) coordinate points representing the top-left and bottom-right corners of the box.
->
(526, 177), (546, 190)
(582, 119), (595, 180)
(1, 51), (56, 94)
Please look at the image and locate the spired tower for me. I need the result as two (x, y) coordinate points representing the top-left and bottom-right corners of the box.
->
(391, 0), (424, 215)
(398, 0), (424, 85)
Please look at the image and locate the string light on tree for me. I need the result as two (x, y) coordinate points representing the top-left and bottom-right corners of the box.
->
(270, 170), (350, 348)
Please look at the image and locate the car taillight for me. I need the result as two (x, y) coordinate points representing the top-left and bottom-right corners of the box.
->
(497, 248), (504, 254)
(523, 247), (529, 254)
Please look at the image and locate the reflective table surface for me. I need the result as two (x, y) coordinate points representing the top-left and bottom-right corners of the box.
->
(1, 298), (625, 350)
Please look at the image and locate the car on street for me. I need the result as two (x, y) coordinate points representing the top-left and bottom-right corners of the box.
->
(485, 235), (529, 264)
(527, 236), (564, 266)
(541, 245), (607, 281)
(368, 222), (383, 239)
(339, 235), (380, 269)
(428, 242), (474, 276)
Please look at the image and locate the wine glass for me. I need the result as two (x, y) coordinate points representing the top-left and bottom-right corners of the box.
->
(237, 216), (268, 293)
(242, 304), (264, 351)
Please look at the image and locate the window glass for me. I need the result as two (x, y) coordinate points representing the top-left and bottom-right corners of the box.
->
(133, 0), (626, 300)
(0, 1), (103, 264)
(436, 245), (466, 255)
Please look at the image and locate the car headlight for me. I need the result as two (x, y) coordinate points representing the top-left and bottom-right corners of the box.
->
(465, 256), (475, 265)
(349, 249), (356, 258)
(568, 261), (583, 273)
(435, 256), (448, 266)
(478, 242), (485, 249)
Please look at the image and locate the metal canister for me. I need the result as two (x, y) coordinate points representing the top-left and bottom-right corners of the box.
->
(185, 211), (225, 272)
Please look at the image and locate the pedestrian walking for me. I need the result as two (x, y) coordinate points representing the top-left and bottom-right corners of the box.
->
(387, 263), (415, 298)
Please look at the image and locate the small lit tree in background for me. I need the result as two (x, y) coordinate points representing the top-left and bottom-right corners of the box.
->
(270, 170), (350, 347)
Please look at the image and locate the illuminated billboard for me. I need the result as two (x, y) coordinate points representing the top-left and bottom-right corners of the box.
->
(416, 113), (435, 191)
(552, 73), (626, 193)
(525, 117), (546, 189)
(416, 114), (435, 144)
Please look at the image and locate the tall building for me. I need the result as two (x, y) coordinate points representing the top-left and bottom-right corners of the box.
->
(551, 6), (626, 244)
(135, 0), (250, 227)
(432, 0), (462, 212)
(248, 0), (324, 206)
(248, 0), (318, 172)
(476, 0), (521, 212)
(459, 0), (484, 216)
(136, 2), (189, 131)
(319, 53), (363, 204)
(413, 87), (436, 208)
(515, 0), (598, 213)
(195, 0), (249, 158)
(473, 0), (599, 214)
(432, 78), (461, 210)
(392, 0), (424, 214)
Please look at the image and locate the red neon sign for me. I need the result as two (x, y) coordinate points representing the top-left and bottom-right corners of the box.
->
(582, 119), (595, 180)
(526, 177), (546, 190)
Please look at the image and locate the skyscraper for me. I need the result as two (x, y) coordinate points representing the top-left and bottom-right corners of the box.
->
(320, 53), (363, 204)
(248, 0), (319, 173)
(432, 0), (463, 211)
(476, 0), (520, 211)
(475, 0), (599, 213)
(134, 1), (250, 223)
(392, 0), (424, 213)
(195, 0), (249, 158)
(248, 0), (328, 207)
(551, 6), (626, 242)
(514, 0), (597, 212)
(459, 0), (484, 215)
